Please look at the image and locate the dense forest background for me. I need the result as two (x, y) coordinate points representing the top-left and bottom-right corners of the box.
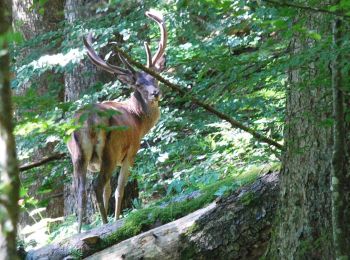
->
(0, 0), (350, 259)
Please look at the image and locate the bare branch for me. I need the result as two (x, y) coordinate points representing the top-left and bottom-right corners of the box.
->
(113, 47), (284, 151)
(19, 153), (67, 172)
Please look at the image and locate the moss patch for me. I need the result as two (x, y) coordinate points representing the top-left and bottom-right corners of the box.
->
(239, 191), (256, 206)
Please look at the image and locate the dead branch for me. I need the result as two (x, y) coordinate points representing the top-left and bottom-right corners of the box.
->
(19, 153), (67, 172)
(114, 47), (284, 151)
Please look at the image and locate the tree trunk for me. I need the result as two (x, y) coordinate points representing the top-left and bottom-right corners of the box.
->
(63, 0), (139, 224)
(266, 6), (345, 259)
(26, 172), (279, 260)
(63, 0), (102, 102)
(330, 14), (350, 258)
(12, 0), (66, 229)
(12, 0), (65, 96)
(0, 1), (20, 259)
(63, 0), (103, 225)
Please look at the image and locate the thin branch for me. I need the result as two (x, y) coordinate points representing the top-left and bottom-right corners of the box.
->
(19, 153), (67, 172)
(262, 0), (350, 19)
(43, 192), (64, 200)
(114, 47), (284, 151)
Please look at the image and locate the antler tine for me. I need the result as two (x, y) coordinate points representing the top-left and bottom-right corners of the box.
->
(145, 10), (167, 67)
(84, 33), (130, 75)
(144, 42), (152, 68)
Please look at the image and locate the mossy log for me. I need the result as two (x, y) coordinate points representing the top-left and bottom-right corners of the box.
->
(26, 172), (278, 259)
(25, 219), (125, 260)
(87, 172), (279, 259)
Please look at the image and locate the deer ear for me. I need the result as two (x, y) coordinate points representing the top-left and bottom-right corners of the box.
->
(116, 73), (136, 85)
(154, 55), (166, 72)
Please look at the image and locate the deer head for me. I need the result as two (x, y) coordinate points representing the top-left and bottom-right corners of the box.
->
(83, 10), (167, 105)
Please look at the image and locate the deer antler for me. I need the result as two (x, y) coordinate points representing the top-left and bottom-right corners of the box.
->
(84, 10), (167, 74)
(144, 10), (167, 70)
(83, 33), (131, 76)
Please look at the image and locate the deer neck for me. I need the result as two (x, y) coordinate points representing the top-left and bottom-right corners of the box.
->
(129, 90), (160, 136)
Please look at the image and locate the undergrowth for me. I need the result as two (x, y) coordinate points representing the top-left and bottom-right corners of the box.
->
(49, 163), (279, 257)
(104, 165), (264, 245)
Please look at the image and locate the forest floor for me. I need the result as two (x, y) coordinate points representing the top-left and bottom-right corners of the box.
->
(24, 163), (279, 259)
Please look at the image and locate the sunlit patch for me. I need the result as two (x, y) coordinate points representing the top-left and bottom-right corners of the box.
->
(19, 207), (64, 251)
(18, 48), (85, 73)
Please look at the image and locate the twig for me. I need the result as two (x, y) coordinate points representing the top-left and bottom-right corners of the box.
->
(262, 0), (350, 19)
(43, 192), (64, 200)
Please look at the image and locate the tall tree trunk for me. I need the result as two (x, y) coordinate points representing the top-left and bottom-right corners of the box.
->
(12, 0), (65, 96)
(266, 7), (344, 259)
(63, 0), (102, 102)
(0, 1), (20, 258)
(63, 0), (139, 225)
(12, 0), (65, 228)
(63, 0), (102, 224)
(330, 14), (350, 258)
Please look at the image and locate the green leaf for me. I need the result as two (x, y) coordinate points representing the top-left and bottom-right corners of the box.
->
(272, 19), (287, 29)
(329, 5), (338, 12)
(308, 31), (321, 41)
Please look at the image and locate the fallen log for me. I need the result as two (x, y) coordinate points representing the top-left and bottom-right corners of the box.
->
(25, 220), (125, 260)
(87, 172), (279, 259)
(26, 172), (279, 259)
(86, 203), (216, 260)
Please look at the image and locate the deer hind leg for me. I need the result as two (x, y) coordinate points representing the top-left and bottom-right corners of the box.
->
(68, 132), (91, 233)
(115, 157), (133, 220)
(93, 156), (114, 224)
(72, 158), (88, 233)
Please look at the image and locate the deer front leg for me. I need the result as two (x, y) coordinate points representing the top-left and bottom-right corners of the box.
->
(103, 179), (111, 214)
(115, 158), (131, 220)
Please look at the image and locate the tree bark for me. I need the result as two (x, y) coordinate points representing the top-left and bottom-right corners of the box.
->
(26, 172), (279, 260)
(12, 0), (65, 96)
(63, 0), (102, 102)
(330, 14), (350, 258)
(0, 1), (20, 259)
(266, 5), (342, 259)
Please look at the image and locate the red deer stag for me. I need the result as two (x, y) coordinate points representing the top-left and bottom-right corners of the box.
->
(67, 10), (167, 233)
